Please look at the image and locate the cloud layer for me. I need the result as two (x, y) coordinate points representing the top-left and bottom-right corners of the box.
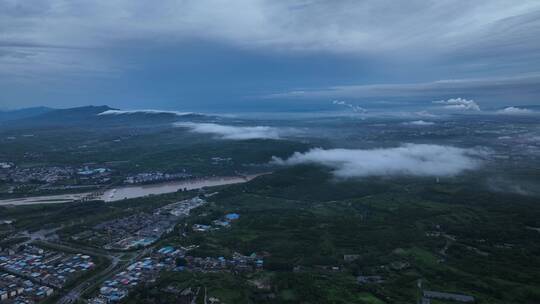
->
(272, 144), (486, 178)
(268, 74), (540, 107)
(2, 1), (540, 109)
(175, 122), (281, 140)
(496, 107), (535, 115)
(332, 100), (367, 113)
(99, 109), (195, 116)
(2, 2), (540, 77)
(433, 98), (481, 111)
(403, 120), (435, 126)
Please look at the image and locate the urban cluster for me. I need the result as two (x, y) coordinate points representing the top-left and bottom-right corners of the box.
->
(184, 251), (264, 273)
(88, 246), (186, 303)
(0, 163), (112, 195)
(124, 171), (191, 184)
(89, 243), (264, 303)
(0, 272), (53, 303)
(72, 197), (207, 250)
(192, 213), (240, 232)
(0, 245), (94, 303)
(0, 166), (75, 184)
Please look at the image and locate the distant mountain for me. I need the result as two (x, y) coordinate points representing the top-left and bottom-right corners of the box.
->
(0, 105), (213, 130)
(494, 105), (540, 111)
(96, 109), (208, 121)
(515, 105), (540, 110)
(36, 105), (116, 121)
(0, 106), (54, 122)
(2, 105), (116, 129)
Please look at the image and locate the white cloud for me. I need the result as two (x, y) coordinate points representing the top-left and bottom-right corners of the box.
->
(2, 1), (539, 54)
(174, 122), (281, 140)
(2, 1), (540, 79)
(496, 107), (535, 115)
(415, 111), (439, 118)
(272, 144), (487, 178)
(433, 98), (481, 111)
(487, 177), (540, 196)
(98, 109), (195, 116)
(403, 120), (435, 126)
(332, 100), (367, 113)
(267, 74), (540, 107)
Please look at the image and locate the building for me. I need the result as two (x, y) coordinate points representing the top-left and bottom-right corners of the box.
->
(423, 290), (475, 303)
(225, 213), (240, 221)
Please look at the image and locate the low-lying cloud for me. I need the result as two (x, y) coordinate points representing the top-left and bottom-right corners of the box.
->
(403, 120), (435, 126)
(267, 74), (540, 108)
(487, 177), (540, 197)
(99, 109), (195, 116)
(332, 100), (367, 113)
(272, 144), (487, 178)
(433, 98), (481, 111)
(496, 107), (535, 115)
(175, 122), (281, 140)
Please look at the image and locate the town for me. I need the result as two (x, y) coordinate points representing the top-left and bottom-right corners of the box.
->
(0, 161), (193, 198)
(73, 197), (207, 250)
(0, 245), (94, 303)
(0, 192), (258, 303)
(88, 246), (263, 303)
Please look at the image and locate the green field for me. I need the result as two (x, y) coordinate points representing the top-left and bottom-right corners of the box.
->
(120, 166), (540, 303)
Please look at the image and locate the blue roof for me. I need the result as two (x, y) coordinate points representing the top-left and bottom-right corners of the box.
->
(225, 213), (240, 220)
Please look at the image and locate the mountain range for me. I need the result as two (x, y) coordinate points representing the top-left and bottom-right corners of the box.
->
(0, 106), (208, 129)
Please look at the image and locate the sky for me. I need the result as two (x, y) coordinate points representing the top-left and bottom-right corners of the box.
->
(1, 0), (540, 112)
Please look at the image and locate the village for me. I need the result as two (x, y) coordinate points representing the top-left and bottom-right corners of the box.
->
(71, 197), (207, 250)
(88, 245), (264, 303)
(0, 186), (484, 304)
(124, 171), (192, 185)
(0, 164), (112, 196)
(0, 161), (194, 198)
(0, 245), (95, 303)
(0, 194), (230, 303)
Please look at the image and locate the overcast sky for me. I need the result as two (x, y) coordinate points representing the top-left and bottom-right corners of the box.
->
(1, 0), (539, 111)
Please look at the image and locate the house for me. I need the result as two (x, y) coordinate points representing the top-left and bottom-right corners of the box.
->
(225, 213), (240, 221)
(212, 220), (230, 227)
(343, 254), (360, 262)
(357, 275), (384, 284)
(178, 287), (196, 304)
(423, 291), (475, 303)
(0, 290), (7, 301)
(192, 224), (210, 232)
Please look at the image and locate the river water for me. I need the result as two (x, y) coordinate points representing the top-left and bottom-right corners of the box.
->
(101, 175), (253, 202)
(0, 174), (262, 206)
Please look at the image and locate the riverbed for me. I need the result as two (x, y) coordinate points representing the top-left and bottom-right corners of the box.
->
(0, 174), (263, 206)
(101, 175), (254, 202)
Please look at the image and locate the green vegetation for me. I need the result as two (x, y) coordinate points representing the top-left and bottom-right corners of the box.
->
(0, 190), (193, 232)
(0, 125), (308, 177)
(135, 166), (540, 303)
(2, 115), (540, 303)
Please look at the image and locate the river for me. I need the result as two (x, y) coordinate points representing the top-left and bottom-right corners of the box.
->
(0, 174), (263, 206)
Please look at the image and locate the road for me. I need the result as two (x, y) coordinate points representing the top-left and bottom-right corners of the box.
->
(58, 255), (119, 304)
(58, 246), (154, 304)
(34, 240), (121, 304)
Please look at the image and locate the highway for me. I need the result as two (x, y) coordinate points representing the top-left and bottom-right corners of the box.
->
(33, 240), (120, 304)
(57, 255), (119, 304)
(57, 245), (154, 304)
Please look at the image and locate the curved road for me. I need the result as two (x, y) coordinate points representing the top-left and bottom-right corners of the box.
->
(58, 247), (154, 304)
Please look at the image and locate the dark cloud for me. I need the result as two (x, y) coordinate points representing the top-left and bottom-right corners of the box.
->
(1, 1), (539, 108)
(268, 74), (540, 108)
